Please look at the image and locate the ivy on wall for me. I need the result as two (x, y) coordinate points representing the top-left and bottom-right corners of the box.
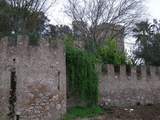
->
(66, 45), (99, 106)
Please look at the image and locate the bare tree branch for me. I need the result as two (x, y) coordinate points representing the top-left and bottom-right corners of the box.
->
(5, 0), (56, 13)
(65, 0), (145, 50)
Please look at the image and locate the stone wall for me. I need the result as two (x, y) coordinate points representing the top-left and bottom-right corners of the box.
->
(0, 36), (66, 120)
(99, 64), (160, 107)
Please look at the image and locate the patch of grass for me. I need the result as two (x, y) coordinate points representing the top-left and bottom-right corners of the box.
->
(63, 106), (104, 120)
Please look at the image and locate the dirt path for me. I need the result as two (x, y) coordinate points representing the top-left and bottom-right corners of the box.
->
(78, 104), (160, 120)
(100, 104), (160, 120)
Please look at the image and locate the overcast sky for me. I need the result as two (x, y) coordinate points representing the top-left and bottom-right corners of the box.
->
(146, 0), (160, 19)
(47, 0), (70, 25)
(47, 0), (160, 25)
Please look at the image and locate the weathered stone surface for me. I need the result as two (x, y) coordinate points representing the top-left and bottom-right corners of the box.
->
(0, 36), (66, 120)
(99, 64), (160, 107)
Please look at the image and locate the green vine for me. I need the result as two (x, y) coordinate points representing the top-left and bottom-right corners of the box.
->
(66, 46), (99, 106)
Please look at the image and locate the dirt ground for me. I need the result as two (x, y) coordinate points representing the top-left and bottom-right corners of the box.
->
(98, 104), (160, 120)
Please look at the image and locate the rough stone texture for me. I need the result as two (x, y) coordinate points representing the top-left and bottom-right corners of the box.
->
(0, 36), (66, 120)
(99, 64), (160, 107)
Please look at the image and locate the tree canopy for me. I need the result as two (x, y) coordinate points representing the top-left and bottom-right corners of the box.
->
(133, 20), (160, 66)
(0, 0), (55, 37)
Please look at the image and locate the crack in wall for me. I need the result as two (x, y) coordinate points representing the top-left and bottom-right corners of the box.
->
(8, 69), (17, 120)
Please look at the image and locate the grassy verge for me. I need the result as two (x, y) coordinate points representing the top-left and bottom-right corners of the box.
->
(63, 106), (104, 120)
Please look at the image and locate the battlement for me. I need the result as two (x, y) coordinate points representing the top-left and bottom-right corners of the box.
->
(0, 35), (56, 49)
(99, 64), (160, 107)
(100, 64), (160, 81)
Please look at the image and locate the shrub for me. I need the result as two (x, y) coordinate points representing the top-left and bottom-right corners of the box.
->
(97, 38), (126, 65)
(66, 45), (99, 106)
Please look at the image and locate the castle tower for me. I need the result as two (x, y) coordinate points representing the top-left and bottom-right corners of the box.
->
(0, 35), (66, 120)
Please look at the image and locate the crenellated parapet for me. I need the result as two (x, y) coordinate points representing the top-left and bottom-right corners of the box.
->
(0, 35), (58, 50)
(99, 64), (160, 107)
(100, 64), (160, 81)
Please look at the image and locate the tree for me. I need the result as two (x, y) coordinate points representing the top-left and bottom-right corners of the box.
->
(5, 0), (55, 12)
(133, 21), (152, 65)
(133, 20), (160, 66)
(150, 33), (160, 66)
(97, 38), (126, 65)
(65, 0), (144, 52)
(0, 0), (56, 37)
(0, 0), (12, 36)
(46, 24), (72, 39)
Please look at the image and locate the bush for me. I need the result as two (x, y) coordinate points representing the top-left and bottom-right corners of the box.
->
(66, 45), (99, 106)
(97, 38), (126, 65)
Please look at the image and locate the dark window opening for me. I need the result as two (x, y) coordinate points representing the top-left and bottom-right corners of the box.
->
(114, 65), (120, 75)
(136, 102), (141, 106)
(8, 71), (17, 120)
(126, 65), (131, 76)
(136, 66), (142, 80)
(13, 59), (16, 62)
